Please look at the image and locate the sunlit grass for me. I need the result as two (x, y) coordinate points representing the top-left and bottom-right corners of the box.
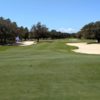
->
(0, 39), (100, 100)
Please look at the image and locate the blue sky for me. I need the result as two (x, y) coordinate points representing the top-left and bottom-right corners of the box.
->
(0, 0), (100, 32)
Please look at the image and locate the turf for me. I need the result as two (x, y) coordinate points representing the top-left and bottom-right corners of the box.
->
(0, 39), (100, 100)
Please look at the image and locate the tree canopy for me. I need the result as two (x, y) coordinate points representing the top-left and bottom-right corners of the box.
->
(0, 17), (29, 44)
(31, 22), (49, 42)
(77, 21), (100, 43)
(0, 17), (76, 44)
(30, 22), (70, 42)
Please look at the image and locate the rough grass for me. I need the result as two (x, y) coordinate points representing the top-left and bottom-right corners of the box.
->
(0, 39), (100, 100)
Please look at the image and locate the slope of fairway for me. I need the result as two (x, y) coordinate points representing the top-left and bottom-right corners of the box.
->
(0, 40), (100, 100)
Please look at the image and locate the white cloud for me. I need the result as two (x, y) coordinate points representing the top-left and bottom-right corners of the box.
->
(57, 28), (77, 33)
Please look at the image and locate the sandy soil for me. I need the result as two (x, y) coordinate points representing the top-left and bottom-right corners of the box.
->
(19, 41), (36, 46)
(67, 43), (100, 54)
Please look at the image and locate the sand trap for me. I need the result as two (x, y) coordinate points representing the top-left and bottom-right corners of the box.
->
(18, 41), (36, 46)
(67, 43), (100, 54)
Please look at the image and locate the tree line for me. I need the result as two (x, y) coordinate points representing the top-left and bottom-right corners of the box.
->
(0, 17), (72, 44)
(77, 21), (100, 43)
(30, 22), (71, 42)
(1, 17), (100, 44)
(0, 17), (29, 45)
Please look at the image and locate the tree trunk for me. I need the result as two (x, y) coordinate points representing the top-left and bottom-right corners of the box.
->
(0, 37), (3, 44)
(37, 38), (39, 42)
(97, 39), (100, 43)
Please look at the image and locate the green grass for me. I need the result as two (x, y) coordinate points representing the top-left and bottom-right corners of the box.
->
(67, 38), (97, 43)
(0, 39), (100, 100)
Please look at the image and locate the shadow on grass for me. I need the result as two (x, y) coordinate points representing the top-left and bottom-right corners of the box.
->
(87, 41), (100, 44)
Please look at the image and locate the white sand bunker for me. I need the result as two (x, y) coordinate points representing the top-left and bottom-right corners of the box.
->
(19, 41), (36, 46)
(67, 43), (100, 54)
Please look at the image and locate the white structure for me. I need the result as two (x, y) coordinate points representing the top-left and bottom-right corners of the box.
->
(15, 36), (20, 43)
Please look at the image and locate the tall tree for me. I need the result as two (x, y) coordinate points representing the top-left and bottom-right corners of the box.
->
(31, 22), (48, 42)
